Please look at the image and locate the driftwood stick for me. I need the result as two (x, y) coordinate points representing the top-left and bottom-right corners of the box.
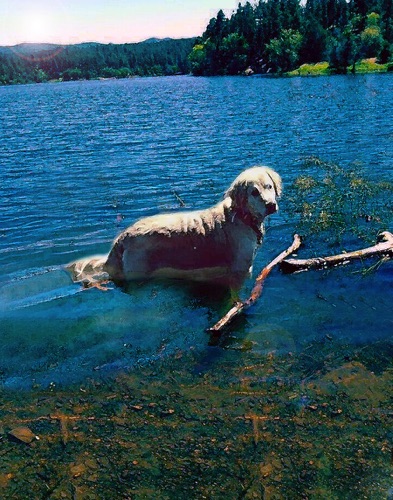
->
(208, 234), (302, 333)
(280, 231), (393, 274)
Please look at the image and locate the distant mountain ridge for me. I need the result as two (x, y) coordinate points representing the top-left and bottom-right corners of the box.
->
(0, 37), (188, 54)
(0, 37), (195, 84)
(142, 37), (174, 44)
(0, 43), (61, 53)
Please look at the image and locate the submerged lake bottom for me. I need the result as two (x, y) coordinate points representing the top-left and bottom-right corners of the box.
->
(1, 326), (393, 498)
(1, 258), (393, 498)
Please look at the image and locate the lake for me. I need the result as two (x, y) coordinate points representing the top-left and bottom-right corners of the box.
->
(0, 74), (392, 390)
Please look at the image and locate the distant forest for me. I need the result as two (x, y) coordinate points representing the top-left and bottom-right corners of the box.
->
(1, 0), (392, 85)
(190, 0), (393, 75)
(0, 38), (194, 85)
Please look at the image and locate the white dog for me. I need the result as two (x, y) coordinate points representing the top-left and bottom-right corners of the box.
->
(68, 166), (282, 289)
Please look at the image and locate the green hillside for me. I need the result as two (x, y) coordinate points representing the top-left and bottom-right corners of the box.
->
(0, 38), (195, 85)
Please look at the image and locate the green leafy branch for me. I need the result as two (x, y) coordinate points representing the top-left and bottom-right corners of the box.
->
(284, 157), (393, 251)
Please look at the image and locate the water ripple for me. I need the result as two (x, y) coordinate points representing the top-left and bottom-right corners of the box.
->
(0, 75), (392, 387)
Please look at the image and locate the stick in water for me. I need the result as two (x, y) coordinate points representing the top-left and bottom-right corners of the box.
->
(208, 234), (302, 333)
(280, 231), (393, 274)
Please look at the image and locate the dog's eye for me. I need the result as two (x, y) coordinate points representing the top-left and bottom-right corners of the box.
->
(251, 188), (260, 197)
(265, 184), (273, 190)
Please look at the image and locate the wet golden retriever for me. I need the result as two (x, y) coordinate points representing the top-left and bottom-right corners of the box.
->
(68, 166), (282, 289)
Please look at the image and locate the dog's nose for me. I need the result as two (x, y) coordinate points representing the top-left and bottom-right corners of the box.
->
(265, 202), (277, 215)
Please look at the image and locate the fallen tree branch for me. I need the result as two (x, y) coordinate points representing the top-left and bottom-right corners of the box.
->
(280, 231), (393, 274)
(208, 234), (302, 333)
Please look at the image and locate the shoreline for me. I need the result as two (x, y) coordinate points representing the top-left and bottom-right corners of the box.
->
(1, 62), (392, 87)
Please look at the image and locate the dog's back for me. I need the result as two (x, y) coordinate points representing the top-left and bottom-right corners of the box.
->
(104, 200), (236, 283)
(68, 166), (281, 288)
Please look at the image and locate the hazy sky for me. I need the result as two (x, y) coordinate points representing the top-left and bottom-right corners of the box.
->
(0, 0), (238, 46)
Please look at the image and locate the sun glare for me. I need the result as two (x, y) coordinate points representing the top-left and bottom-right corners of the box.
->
(21, 12), (52, 43)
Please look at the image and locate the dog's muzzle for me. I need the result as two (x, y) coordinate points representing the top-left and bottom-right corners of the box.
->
(265, 202), (278, 216)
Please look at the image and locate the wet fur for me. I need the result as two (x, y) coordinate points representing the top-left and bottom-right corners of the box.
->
(68, 167), (282, 289)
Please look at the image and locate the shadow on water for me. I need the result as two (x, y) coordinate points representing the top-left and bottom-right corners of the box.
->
(0, 268), (246, 389)
(122, 278), (245, 373)
(122, 277), (235, 314)
(1, 250), (392, 391)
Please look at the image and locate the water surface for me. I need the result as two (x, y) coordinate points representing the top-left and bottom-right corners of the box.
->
(0, 74), (392, 389)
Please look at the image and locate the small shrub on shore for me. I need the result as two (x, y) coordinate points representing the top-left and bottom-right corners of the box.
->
(287, 62), (331, 76)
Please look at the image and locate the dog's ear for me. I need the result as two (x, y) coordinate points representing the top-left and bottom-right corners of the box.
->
(265, 168), (282, 198)
(224, 181), (248, 209)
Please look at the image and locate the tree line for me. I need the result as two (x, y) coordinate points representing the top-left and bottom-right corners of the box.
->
(188, 0), (393, 75)
(0, 38), (195, 85)
(1, 1), (392, 85)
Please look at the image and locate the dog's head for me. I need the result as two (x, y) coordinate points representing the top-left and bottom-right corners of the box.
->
(225, 166), (282, 221)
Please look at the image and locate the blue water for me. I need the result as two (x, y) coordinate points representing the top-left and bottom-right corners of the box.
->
(0, 74), (392, 389)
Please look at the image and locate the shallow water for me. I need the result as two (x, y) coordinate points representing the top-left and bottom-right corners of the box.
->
(0, 74), (392, 389)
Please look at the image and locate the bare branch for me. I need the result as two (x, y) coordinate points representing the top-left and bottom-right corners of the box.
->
(280, 231), (393, 274)
(208, 234), (302, 332)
